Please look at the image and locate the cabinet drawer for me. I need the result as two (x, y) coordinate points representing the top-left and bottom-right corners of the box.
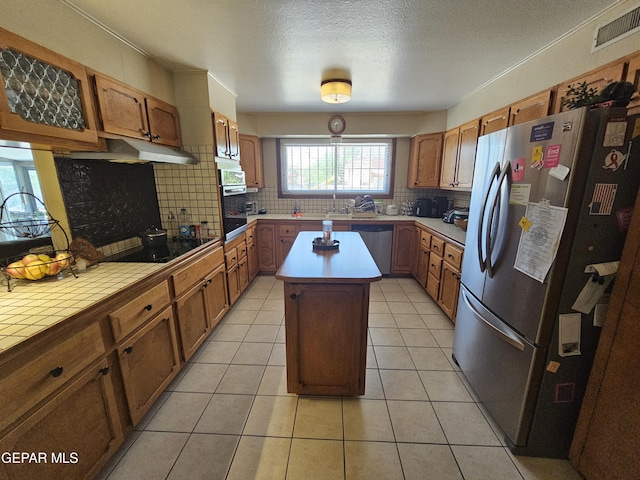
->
(0, 321), (105, 432)
(172, 246), (224, 297)
(225, 247), (238, 268)
(237, 241), (247, 259)
(419, 230), (432, 250)
(430, 237), (445, 255)
(443, 243), (463, 270)
(245, 226), (255, 245)
(109, 281), (170, 341)
(426, 273), (440, 301)
(279, 224), (298, 236)
(428, 253), (443, 278)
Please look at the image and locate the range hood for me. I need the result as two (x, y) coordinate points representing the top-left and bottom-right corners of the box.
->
(70, 138), (198, 165)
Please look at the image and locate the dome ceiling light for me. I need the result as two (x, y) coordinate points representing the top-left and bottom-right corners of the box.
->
(321, 79), (352, 104)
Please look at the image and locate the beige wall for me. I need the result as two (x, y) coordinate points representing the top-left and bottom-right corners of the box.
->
(0, 0), (176, 104)
(447, 1), (640, 127)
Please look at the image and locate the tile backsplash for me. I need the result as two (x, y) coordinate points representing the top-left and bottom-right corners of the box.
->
(247, 185), (470, 215)
(153, 145), (221, 240)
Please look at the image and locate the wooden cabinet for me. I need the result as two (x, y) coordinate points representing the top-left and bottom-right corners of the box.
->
(109, 281), (170, 341)
(0, 27), (99, 148)
(117, 308), (180, 425)
(391, 224), (417, 275)
(213, 111), (240, 160)
(239, 134), (264, 188)
(625, 53), (640, 115)
(414, 228), (431, 288)
(0, 321), (105, 433)
(173, 245), (229, 359)
(408, 132), (443, 188)
(246, 224), (259, 281)
(480, 106), (510, 136)
(257, 222), (277, 273)
(277, 224), (298, 267)
(440, 119), (479, 190)
(93, 73), (182, 147)
(437, 243), (463, 321)
(554, 61), (626, 113)
(0, 359), (123, 480)
(225, 236), (249, 305)
(509, 90), (553, 126)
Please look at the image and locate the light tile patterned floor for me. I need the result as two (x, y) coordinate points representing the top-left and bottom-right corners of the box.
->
(97, 276), (583, 480)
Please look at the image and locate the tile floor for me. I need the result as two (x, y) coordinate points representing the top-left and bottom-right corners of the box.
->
(97, 275), (583, 480)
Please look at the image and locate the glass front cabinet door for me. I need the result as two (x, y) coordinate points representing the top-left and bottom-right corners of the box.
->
(0, 27), (98, 147)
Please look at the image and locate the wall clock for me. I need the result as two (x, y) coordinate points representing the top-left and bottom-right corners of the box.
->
(328, 115), (346, 135)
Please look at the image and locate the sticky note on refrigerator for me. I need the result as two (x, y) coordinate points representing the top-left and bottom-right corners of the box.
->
(559, 313), (582, 357)
(549, 164), (570, 181)
(518, 216), (532, 231)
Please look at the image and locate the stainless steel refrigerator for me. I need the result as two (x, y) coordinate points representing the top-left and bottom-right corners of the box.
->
(453, 107), (640, 458)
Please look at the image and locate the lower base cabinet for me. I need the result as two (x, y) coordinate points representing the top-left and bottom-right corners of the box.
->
(117, 308), (180, 425)
(438, 263), (461, 321)
(0, 359), (123, 480)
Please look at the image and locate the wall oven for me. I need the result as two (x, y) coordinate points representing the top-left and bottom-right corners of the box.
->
(219, 169), (248, 241)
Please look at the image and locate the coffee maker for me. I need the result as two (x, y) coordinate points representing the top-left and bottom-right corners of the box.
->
(414, 197), (448, 217)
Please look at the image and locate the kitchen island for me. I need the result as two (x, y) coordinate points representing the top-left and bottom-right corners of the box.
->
(276, 231), (382, 396)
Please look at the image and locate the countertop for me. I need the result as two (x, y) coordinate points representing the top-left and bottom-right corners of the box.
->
(247, 213), (467, 245)
(275, 231), (383, 283)
(0, 262), (165, 351)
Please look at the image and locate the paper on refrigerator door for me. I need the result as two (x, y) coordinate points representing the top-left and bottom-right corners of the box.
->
(514, 202), (568, 283)
(571, 262), (619, 314)
(559, 313), (582, 357)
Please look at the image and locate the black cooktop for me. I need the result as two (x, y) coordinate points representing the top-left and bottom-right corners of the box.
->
(107, 245), (175, 263)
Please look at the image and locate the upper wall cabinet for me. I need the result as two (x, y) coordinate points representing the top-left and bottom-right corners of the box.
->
(213, 111), (240, 160)
(239, 134), (264, 188)
(440, 119), (479, 190)
(625, 53), (640, 115)
(509, 90), (553, 126)
(0, 28), (99, 148)
(554, 61), (626, 113)
(407, 132), (443, 188)
(480, 106), (510, 136)
(93, 74), (182, 148)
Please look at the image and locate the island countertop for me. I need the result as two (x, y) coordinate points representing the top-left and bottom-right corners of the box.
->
(275, 231), (382, 283)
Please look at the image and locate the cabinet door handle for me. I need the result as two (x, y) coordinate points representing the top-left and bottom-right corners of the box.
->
(99, 367), (110, 376)
(290, 293), (297, 300)
(144, 304), (153, 311)
(143, 131), (152, 139)
(153, 134), (160, 140)
(50, 366), (64, 378)
(124, 346), (133, 354)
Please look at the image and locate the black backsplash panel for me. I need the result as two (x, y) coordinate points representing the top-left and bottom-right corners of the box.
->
(55, 158), (162, 247)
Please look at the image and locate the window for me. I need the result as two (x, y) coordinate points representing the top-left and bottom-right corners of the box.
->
(0, 148), (44, 243)
(278, 138), (395, 197)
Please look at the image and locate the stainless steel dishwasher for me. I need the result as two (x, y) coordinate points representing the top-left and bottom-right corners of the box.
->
(351, 224), (393, 275)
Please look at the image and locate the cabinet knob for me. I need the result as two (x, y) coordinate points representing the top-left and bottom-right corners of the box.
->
(99, 367), (110, 376)
(153, 134), (160, 140)
(50, 366), (64, 378)
(124, 346), (133, 354)
(143, 131), (151, 139)
(290, 293), (297, 300)
(144, 304), (153, 311)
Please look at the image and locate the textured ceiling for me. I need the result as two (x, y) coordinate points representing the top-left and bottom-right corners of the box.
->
(63, 0), (622, 113)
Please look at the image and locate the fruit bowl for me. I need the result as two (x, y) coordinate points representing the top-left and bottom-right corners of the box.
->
(1, 250), (74, 284)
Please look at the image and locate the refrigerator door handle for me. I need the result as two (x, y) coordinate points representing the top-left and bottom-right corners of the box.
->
(477, 162), (502, 273)
(485, 162), (511, 278)
(461, 289), (525, 351)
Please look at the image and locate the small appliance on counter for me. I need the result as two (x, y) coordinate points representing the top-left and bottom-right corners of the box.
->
(443, 207), (469, 224)
(414, 197), (449, 217)
(246, 201), (258, 215)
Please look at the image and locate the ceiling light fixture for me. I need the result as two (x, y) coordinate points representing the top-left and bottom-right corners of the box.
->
(321, 79), (352, 104)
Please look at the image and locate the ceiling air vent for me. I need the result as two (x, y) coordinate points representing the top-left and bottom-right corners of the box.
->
(593, 5), (640, 51)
